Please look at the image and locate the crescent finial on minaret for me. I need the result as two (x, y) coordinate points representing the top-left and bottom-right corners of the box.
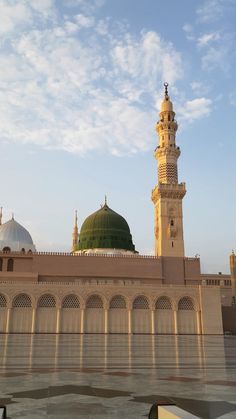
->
(164, 82), (169, 97)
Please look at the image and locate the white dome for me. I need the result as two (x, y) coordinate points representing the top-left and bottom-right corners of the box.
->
(0, 218), (36, 252)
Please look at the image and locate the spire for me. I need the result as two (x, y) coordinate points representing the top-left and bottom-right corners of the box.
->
(0, 207), (2, 225)
(72, 210), (78, 252)
(12, 212), (14, 220)
(164, 82), (169, 97)
(105, 195), (107, 206)
(74, 210), (78, 227)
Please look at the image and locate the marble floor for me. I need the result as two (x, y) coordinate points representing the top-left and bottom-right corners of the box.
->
(0, 334), (236, 418)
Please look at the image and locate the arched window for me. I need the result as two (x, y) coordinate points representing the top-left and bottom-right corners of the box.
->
(37, 294), (56, 308)
(21, 248), (25, 253)
(62, 294), (80, 308)
(3, 247), (11, 253)
(0, 258), (2, 271)
(133, 296), (149, 309)
(7, 258), (14, 272)
(86, 295), (103, 308)
(155, 296), (172, 309)
(13, 293), (32, 307)
(110, 295), (126, 309)
(0, 294), (7, 307)
(178, 297), (194, 310)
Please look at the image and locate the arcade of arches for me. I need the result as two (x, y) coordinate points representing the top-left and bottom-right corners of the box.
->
(0, 287), (216, 335)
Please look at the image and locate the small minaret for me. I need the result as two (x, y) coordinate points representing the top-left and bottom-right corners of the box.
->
(72, 210), (78, 252)
(230, 250), (236, 305)
(0, 207), (2, 226)
(151, 83), (186, 257)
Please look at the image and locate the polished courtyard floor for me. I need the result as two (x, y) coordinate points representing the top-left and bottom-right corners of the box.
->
(0, 334), (236, 418)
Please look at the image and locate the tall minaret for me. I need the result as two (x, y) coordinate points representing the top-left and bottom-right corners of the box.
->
(151, 83), (186, 257)
(230, 250), (236, 305)
(72, 210), (78, 252)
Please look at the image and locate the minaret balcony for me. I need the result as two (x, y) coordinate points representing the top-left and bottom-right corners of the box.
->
(154, 147), (180, 160)
(151, 182), (186, 202)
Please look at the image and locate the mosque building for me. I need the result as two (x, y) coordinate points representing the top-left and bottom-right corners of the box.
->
(0, 85), (234, 335)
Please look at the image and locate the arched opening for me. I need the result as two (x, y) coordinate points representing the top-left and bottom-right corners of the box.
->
(36, 294), (57, 333)
(132, 296), (151, 334)
(61, 294), (81, 333)
(109, 295), (128, 334)
(86, 295), (103, 308)
(13, 294), (32, 307)
(7, 258), (14, 272)
(84, 295), (104, 333)
(10, 293), (32, 333)
(62, 294), (80, 308)
(109, 295), (126, 309)
(178, 297), (197, 334)
(178, 297), (194, 310)
(0, 258), (2, 271)
(21, 248), (25, 253)
(133, 296), (149, 309)
(0, 293), (7, 333)
(155, 297), (174, 334)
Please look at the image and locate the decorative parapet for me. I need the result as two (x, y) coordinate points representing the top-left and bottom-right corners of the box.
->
(0, 250), (161, 259)
(152, 182), (186, 202)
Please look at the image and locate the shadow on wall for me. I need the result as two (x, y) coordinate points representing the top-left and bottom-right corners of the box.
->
(222, 306), (236, 334)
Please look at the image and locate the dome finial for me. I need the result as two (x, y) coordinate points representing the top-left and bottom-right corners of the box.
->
(164, 82), (169, 97)
(105, 195), (107, 206)
(0, 207), (2, 225)
(12, 212), (14, 220)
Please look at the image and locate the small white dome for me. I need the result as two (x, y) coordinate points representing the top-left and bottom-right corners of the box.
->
(0, 218), (36, 252)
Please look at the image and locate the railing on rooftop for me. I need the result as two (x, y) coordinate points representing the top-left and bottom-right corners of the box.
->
(0, 250), (199, 261)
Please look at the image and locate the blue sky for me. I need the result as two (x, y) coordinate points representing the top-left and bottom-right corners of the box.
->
(0, 0), (235, 273)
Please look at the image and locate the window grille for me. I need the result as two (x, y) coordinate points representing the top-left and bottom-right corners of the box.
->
(86, 295), (103, 308)
(178, 297), (194, 310)
(133, 296), (149, 309)
(110, 295), (126, 309)
(62, 294), (80, 308)
(13, 293), (32, 307)
(155, 296), (172, 309)
(0, 294), (7, 307)
(38, 294), (56, 308)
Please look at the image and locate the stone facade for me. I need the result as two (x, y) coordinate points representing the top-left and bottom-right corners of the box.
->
(0, 252), (225, 334)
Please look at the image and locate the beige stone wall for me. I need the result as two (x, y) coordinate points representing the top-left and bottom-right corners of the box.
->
(200, 286), (223, 334)
(0, 252), (202, 285)
(0, 282), (223, 335)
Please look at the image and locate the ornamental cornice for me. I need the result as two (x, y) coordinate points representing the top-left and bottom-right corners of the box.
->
(152, 183), (186, 202)
(156, 121), (178, 133)
(154, 147), (180, 159)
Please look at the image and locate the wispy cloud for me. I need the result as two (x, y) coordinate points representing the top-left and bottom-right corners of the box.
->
(196, 0), (235, 23)
(197, 31), (221, 47)
(183, 0), (236, 75)
(178, 98), (212, 123)
(0, 1), (214, 156)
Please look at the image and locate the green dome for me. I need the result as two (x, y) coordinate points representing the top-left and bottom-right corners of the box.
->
(77, 204), (136, 252)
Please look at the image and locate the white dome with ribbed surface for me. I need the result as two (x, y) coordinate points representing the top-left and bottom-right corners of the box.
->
(0, 218), (36, 252)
